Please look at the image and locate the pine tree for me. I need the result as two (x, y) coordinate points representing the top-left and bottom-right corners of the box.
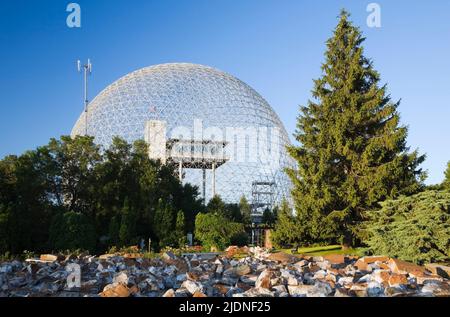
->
(153, 198), (176, 248)
(443, 161), (450, 191)
(271, 199), (301, 248)
(175, 210), (186, 247)
(119, 198), (137, 246)
(286, 10), (425, 246)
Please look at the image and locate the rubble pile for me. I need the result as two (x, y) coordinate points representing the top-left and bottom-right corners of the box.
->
(0, 247), (449, 297)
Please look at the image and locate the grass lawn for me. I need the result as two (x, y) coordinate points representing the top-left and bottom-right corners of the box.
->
(279, 245), (367, 257)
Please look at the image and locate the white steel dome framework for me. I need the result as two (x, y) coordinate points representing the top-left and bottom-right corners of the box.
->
(72, 63), (293, 208)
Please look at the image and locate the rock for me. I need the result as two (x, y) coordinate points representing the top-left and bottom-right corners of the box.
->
(0, 247), (446, 298)
(334, 287), (352, 297)
(100, 283), (130, 297)
(421, 280), (450, 297)
(0, 264), (13, 274)
(322, 254), (347, 268)
(99, 254), (115, 260)
(240, 275), (257, 286)
(325, 273), (337, 283)
(294, 260), (309, 269)
(267, 252), (297, 264)
(181, 280), (204, 295)
(123, 253), (141, 259)
(415, 274), (444, 285)
(337, 276), (354, 287)
(235, 287), (274, 297)
(80, 280), (99, 293)
(216, 264), (224, 275)
(354, 260), (368, 272)
(162, 289), (175, 297)
(40, 254), (63, 262)
(175, 288), (191, 297)
(255, 269), (272, 289)
(308, 281), (333, 297)
(280, 269), (297, 284)
(213, 284), (231, 296)
(388, 258), (426, 276)
(186, 271), (202, 281)
(234, 264), (251, 276)
(113, 272), (129, 285)
(373, 270), (390, 285)
(225, 246), (239, 258)
(272, 284), (287, 295)
(193, 291), (207, 297)
(359, 256), (390, 264)
(313, 270), (327, 280)
(366, 281), (384, 297)
(288, 285), (313, 297)
(356, 274), (372, 283)
(162, 251), (177, 262)
(384, 286), (410, 297)
(425, 264), (450, 279)
(350, 283), (368, 297)
(388, 274), (408, 287)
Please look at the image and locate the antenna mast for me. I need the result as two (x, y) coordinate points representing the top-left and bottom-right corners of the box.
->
(77, 59), (92, 136)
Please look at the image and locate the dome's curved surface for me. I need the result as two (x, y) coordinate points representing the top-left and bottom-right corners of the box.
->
(72, 63), (293, 205)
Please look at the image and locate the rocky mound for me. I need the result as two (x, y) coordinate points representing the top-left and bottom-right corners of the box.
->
(0, 247), (448, 297)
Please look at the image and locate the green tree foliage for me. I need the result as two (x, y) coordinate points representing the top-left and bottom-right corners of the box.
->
(206, 195), (244, 222)
(444, 161), (450, 191)
(261, 208), (277, 226)
(119, 198), (138, 246)
(175, 210), (186, 247)
(153, 199), (177, 249)
(364, 190), (450, 264)
(239, 196), (252, 224)
(286, 11), (425, 246)
(206, 195), (227, 215)
(271, 199), (301, 248)
(194, 212), (246, 250)
(48, 211), (96, 252)
(0, 135), (202, 254)
(0, 153), (54, 254)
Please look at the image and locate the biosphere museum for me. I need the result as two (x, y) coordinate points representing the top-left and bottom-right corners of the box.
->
(71, 63), (293, 210)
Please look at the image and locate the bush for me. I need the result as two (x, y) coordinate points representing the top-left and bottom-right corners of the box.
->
(49, 211), (97, 252)
(444, 161), (450, 191)
(194, 213), (246, 250)
(364, 190), (450, 264)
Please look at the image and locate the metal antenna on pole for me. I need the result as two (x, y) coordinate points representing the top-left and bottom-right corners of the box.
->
(77, 59), (92, 136)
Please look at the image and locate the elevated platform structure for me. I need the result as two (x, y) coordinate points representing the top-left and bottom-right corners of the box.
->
(145, 120), (229, 201)
(251, 181), (276, 220)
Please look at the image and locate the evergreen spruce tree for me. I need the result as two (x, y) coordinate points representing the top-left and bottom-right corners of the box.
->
(239, 196), (252, 224)
(119, 198), (137, 246)
(286, 10), (425, 246)
(271, 199), (301, 248)
(153, 198), (176, 248)
(175, 210), (186, 247)
(443, 161), (450, 191)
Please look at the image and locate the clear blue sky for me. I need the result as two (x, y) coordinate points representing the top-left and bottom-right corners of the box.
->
(0, 0), (449, 184)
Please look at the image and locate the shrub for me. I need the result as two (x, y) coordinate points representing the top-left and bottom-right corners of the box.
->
(444, 161), (450, 191)
(364, 190), (450, 264)
(194, 213), (246, 250)
(49, 211), (97, 252)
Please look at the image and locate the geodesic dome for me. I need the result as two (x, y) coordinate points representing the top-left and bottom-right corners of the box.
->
(71, 63), (293, 205)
